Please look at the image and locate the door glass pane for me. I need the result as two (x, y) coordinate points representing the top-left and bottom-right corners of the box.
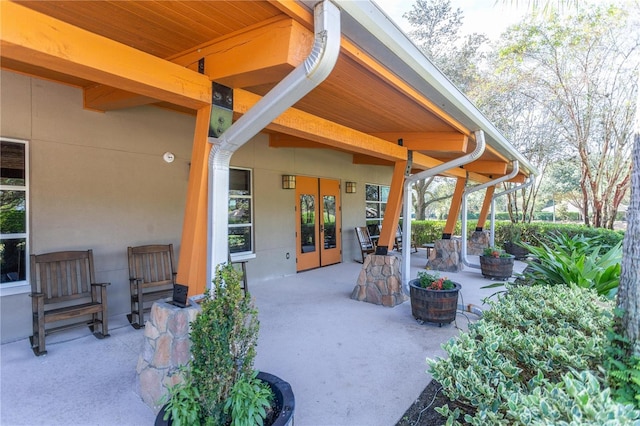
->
(323, 195), (336, 249)
(229, 169), (250, 195)
(300, 194), (316, 253)
(0, 238), (26, 283)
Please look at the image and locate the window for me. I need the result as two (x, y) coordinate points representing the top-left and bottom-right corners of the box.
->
(228, 168), (253, 255)
(365, 183), (389, 237)
(1, 138), (29, 289)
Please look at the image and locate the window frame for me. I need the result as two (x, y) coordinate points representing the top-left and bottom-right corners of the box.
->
(365, 183), (389, 237)
(228, 167), (254, 259)
(1, 137), (30, 296)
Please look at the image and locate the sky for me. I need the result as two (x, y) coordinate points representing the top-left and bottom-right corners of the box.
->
(373, 0), (619, 41)
(373, 0), (531, 40)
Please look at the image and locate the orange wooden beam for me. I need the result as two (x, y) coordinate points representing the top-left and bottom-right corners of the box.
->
(443, 177), (467, 237)
(84, 16), (312, 111)
(371, 132), (468, 153)
(378, 161), (407, 251)
(235, 90), (492, 183)
(476, 186), (496, 230)
(269, 134), (327, 149)
(176, 105), (213, 295)
(0, 1), (211, 110)
(463, 161), (508, 175)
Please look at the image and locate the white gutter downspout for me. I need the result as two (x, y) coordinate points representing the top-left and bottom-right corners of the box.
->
(401, 130), (487, 293)
(489, 176), (535, 247)
(206, 0), (340, 285)
(461, 161), (519, 269)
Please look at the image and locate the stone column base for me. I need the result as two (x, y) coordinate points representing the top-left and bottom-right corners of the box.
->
(468, 230), (491, 255)
(427, 238), (463, 272)
(136, 301), (199, 413)
(351, 254), (408, 307)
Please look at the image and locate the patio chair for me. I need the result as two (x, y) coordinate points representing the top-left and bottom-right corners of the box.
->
(394, 224), (418, 253)
(29, 249), (109, 356)
(127, 244), (176, 329)
(355, 226), (376, 263)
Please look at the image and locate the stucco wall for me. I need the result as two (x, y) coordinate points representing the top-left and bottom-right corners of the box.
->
(0, 70), (393, 343)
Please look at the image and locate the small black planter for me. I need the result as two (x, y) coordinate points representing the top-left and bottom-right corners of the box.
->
(409, 279), (461, 326)
(155, 371), (294, 426)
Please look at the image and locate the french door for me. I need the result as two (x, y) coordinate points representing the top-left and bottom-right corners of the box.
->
(295, 176), (342, 272)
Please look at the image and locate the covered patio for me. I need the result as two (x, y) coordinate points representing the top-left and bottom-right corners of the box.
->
(0, 250), (527, 425)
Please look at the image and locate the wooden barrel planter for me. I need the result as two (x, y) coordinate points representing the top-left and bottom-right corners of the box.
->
(479, 255), (515, 280)
(503, 242), (529, 260)
(408, 279), (461, 326)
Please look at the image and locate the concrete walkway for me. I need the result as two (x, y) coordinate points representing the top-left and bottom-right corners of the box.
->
(0, 249), (526, 426)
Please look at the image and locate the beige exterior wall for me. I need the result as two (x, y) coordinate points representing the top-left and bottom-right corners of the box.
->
(0, 70), (393, 343)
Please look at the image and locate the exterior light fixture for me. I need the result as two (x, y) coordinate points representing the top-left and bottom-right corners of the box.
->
(345, 181), (356, 193)
(282, 175), (296, 189)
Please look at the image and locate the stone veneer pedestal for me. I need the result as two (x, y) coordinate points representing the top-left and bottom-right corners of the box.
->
(427, 238), (463, 272)
(136, 301), (199, 413)
(468, 230), (491, 255)
(351, 254), (408, 307)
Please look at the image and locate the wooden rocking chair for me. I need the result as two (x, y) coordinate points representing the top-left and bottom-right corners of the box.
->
(355, 226), (376, 263)
(29, 250), (109, 356)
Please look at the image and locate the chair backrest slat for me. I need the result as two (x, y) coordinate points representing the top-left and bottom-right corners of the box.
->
(31, 250), (96, 304)
(128, 244), (175, 285)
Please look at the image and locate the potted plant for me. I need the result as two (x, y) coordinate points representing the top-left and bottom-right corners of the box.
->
(502, 224), (529, 260)
(408, 271), (461, 326)
(480, 247), (515, 280)
(156, 263), (295, 426)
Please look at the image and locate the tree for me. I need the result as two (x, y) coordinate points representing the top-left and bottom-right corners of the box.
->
(504, 0), (640, 359)
(495, 5), (638, 228)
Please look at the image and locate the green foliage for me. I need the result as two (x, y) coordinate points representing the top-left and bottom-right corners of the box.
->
(411, 221), (624, 249)
(190, 263), (260, 425)
(416, 271), (455, 290)
(428, 285), (640, 425)
(521, 233), (622, 299)
(605, 314), (640, 409)
(482, 246), (512, 258)
(224, 371), (273, 426)
(161, 367), (201, 426)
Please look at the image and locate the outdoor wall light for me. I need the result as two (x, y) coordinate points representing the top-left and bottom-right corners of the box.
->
(345, 181), (357, 193)
(282, 175), (296, 189)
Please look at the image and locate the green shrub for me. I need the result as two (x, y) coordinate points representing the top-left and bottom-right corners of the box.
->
(605, 313), (640, 409)
(163, 263), (270, 426)
(521, 233), (622, 299)
(426, 285), (640, 425)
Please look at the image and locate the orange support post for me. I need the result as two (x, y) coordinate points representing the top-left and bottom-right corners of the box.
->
(476, 186), (495, 230)
(176, 105), (212, 295)
(442, 177), (466, 238)
(378, 160), (407, 253)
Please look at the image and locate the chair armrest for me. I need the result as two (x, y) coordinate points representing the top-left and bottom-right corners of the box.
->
(29, 292), (44, 298)
(129, 277), (142, 284)
(91, 282), (110, 287)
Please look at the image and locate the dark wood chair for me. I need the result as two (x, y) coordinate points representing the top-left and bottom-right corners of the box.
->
(127, 244), (176, 329)
(394, 225), (418, 253)
(229, 254), (249, 295)
(355, 226), (376, 263)
(29, 250), (109, 356)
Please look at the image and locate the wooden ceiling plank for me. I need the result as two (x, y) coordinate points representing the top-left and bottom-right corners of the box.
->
(1, 2), (210, 110)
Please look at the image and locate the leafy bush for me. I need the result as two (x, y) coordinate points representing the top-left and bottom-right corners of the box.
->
(224, 371), (273, 426)
(521, 233), (622, 299)
(427, 285), (640, 425)
(164, 263), (271, 426)
(605, 313), (640, 409)
(410, 220), (624, 249)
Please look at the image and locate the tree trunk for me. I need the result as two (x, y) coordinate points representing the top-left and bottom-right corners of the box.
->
(618, 124), (640, 357)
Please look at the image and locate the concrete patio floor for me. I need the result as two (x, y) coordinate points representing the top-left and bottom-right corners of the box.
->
(0, 249), (526, 426)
